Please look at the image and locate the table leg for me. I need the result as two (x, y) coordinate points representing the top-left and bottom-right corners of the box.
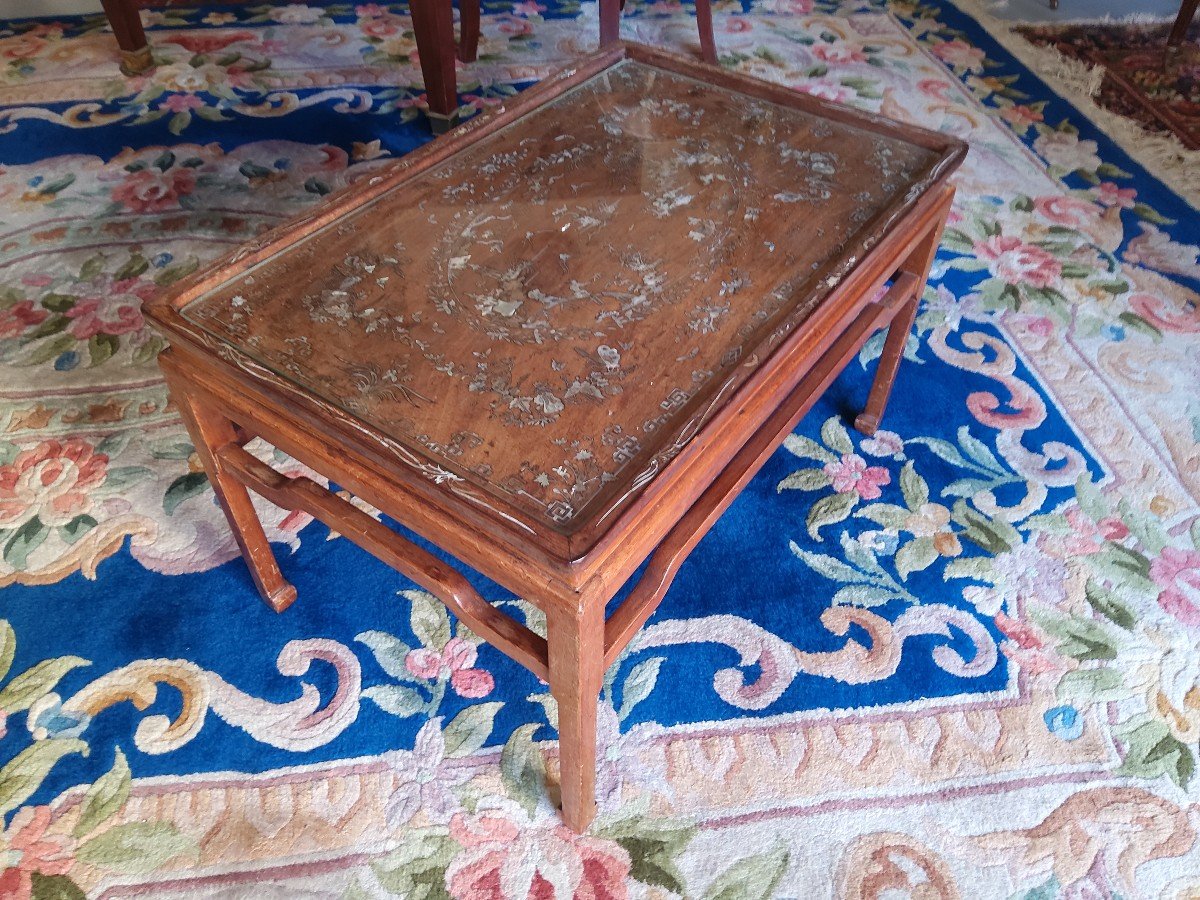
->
(547, 597), (605, 832)
(854, 198), (949, 437)
(99, 0), (153, 75)
(854, 294), (918, 437)
(164, 364), (297, 613)
(410, 0), (460, 133)
(599, 0), (621, 47)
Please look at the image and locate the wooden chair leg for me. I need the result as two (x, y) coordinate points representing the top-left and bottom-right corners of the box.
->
(695, 0), (717, 64)
(410, 0), (460, 133)
(1167, 0), (1198, 47)
(599, 0), (621, 47)
(458, 0), (480, 64)
(99, 0), (153, 75)
(164, 364), (297, 613)
(548, 599), (605, 833)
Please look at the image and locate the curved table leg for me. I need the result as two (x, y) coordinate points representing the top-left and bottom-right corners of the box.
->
(411, 0), (460, 133)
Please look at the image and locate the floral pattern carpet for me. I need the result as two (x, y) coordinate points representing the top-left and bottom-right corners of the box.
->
(2, 0), (1200, 896)
(1016, 20), (1200, 151)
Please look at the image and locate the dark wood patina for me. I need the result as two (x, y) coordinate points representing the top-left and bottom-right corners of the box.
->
(146, 43), (965, 832)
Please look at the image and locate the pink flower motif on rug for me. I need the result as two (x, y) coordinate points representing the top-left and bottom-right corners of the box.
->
(0, 439), (108, 527)
(812, 42), (868, 64)
(446, 798), (630, 900)
(824, 453), (891, 500)
(0, 807), (74, 900)
(407, 637), (496, 698)
(111, 166), (197, 213)
(1151, 547), (1200, 627)
(932, 39), (985, 71)
(973, 234), (1062, 289)
(0, 300), (48, 339)
(1092, 181), (1137, 208)
(1032, 195), (1102, 228)
(64, 276), (154, 339)
(1039, 506), (1129, 558)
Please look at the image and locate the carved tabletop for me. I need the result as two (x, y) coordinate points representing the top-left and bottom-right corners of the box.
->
(167, 52), (961, 561)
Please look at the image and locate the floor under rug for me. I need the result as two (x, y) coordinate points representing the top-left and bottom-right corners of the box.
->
(1, 0), (1199, 896)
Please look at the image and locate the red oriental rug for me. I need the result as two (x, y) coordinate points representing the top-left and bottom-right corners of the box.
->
(1017, 20), (1200, 149)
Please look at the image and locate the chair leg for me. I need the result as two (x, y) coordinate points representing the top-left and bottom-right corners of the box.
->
(458, 0), (480, 63)
(599, 0), (620, 47)
(99, 0), (153, 75)
(695, 0), (717, 64)
(1167, 0), (1198, 47)
(410, 0), (460, 133)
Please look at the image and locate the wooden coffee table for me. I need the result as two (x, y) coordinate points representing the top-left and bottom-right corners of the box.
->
(146, 43), (965, 832)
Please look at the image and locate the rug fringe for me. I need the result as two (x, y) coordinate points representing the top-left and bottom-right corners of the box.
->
(949, 0), (1200, 210)
(1002, 13), (1177, 25)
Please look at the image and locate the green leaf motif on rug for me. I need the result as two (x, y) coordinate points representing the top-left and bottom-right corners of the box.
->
(74, 748), (132, 838)
(500, 723), (545, 816)
(357, 629), (413, 680)
(370, 826), (456, 900)
(0, 655), (90, 713)
(443, 701), (503, 757)
(363, 684), (426, 718)
(703, 842), (790, 900)
(4, 516), (50, 570)
(29, 873), (86, 900)
(163, 472), (210, 515)
(0, 739), (89, 817)
(618, 657), (664, 720)
(1117, 718), (1194, 789)
(0, 620), (15, 682)
(408, 589), (452, 652)
(598, 815), (696, 896)
(76, 821), (196, 874)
